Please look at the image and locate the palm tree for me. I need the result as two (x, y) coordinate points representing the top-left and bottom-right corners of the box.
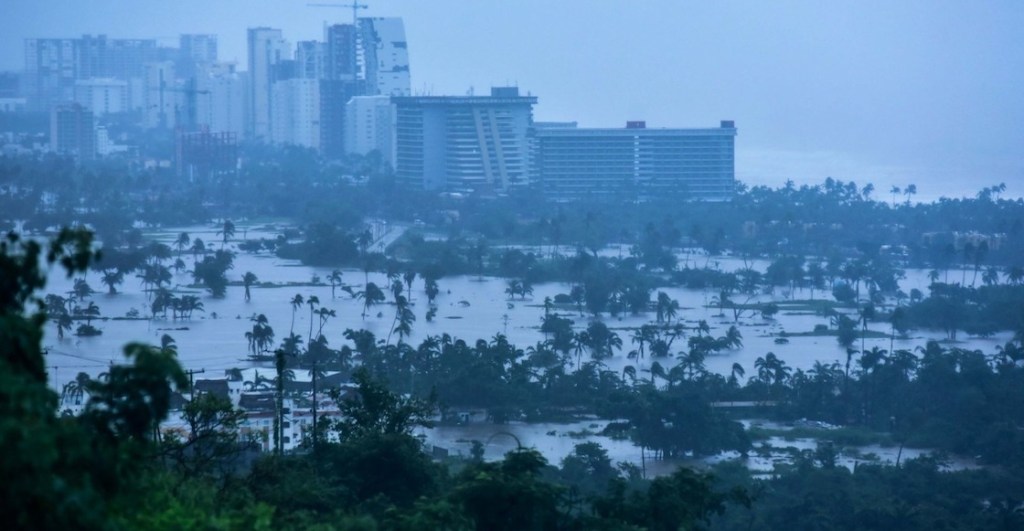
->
(903, 184), (917, 205)
(178, 295), (204, 319)
(357, 283), (384, 319)
(242, 271), (258, 301)
(403, 271), (416, 304)
(289, 294), (304, 334)
(249, 314), (275, 355)
(722, 325), (743, 349)
(313, 307), (336, 342)
(217, 219), (236, 247)
(77, 301), (101, 326)
(244, 371), (274, 391)
(572, 331), (590, 370)
(71, 278), (94, 302)
(175, 231), (191, 258)
(328, 270), (343, 299)
(728, 362), (746, 387)
(100, 269), (124, 295)
(55, 311), (73, 340)
(889, 185), (901, 207)
(654, 292), (680, 324)
(190, 238), (206, 265)
(982, 266), (1001, 286)
(1005, 265), (1024, 285)
(395, 303), (416, 345)
(859, 303), (876, 353)
(61, 372), (92, 405)
(622, 365), (637, 384)
(306, 295), (320, 343)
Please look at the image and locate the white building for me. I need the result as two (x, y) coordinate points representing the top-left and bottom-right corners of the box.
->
(95, 126), (128, 156)
(359, 18), (411, 97)
(345, 95), (395, 163)
(247, 28), (290, 141)
(73, 78), (129, 116)
(271, 78), (320, 149)
(195, 62), (247, 137)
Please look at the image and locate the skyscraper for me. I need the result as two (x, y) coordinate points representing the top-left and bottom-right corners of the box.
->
(295, 41), (326, 80)
(358, 18), (411, 97)
(271, 78), (320, 149)
(23, 38), (76, 110)
(142, 61), (177, 129)
(394, 87), (536, 191)
(195, 62), (247, 137)
(247, 28), (289, 141)
(325, 24), (358, 82)
(179, 34), (218, 78)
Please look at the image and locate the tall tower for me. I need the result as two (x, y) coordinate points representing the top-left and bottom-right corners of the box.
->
(358, 18), (411, 96)
(247, 28), (289, 141)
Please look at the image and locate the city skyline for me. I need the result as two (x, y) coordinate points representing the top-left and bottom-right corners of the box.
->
(2, 0), (1022, 198)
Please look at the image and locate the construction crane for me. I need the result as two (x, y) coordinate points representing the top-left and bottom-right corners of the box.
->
(308, 2), (369, 26)
(149, 78), (210, 130)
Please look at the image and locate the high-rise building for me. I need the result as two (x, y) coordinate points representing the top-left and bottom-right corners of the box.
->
(24, 38), (76, 110)
(195, 62), (247, 137)
(358, 18), (411, 97)
(295, 41), (325, 80)
(319, 79), (364, 159)
(25, 35), (167, 111)
(325, 24), (359, 82)
(73, 78), (130, 116)
(50, 103), (95, 159)
(534, 121), (737, 201)
(345, 95), (395, 163)
(142, 61), (178, 129)
(179, 34), (218, 78)
(393, 87), (536, 191)
(247, 28), (289, 141)
(76, 35), (163, 80)
(271, 78), (320, 149)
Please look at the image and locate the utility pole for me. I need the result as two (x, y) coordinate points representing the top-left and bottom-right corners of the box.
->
(185, 368), (206, 397)
(312, 359), (319, 454)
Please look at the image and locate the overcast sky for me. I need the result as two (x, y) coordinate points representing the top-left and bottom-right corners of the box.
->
(2, 0), (1022, 199)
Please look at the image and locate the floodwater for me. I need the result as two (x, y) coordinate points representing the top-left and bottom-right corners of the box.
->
(416, 417), (978, 474)
(41, 221), (1001, 472)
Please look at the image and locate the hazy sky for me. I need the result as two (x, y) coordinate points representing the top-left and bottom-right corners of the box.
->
(3, 0), (1022, 199)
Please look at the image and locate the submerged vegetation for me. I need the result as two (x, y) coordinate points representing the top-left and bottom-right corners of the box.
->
(4, 148), (1024, 529)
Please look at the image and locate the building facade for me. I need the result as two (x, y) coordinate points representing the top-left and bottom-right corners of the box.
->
(394, 87), (536, 191)
(195, 62), (247, 137)
(358, 18), (411, 97)
(247, 28), (289, 141)
(178, 34), (218, 79)
(73, 78), (129, 116)
(535, 121), (737, 201)
(271, 78), (320, 149)
(50, 103), (95, 159)
(344, 95), (395, 162)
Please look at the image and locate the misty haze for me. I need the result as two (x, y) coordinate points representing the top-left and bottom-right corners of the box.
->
(2, 1), (1023, 530)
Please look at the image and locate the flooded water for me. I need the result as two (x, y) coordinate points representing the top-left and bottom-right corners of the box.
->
(41, 221), (1001, 473)
(416, 417), (978, 475)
